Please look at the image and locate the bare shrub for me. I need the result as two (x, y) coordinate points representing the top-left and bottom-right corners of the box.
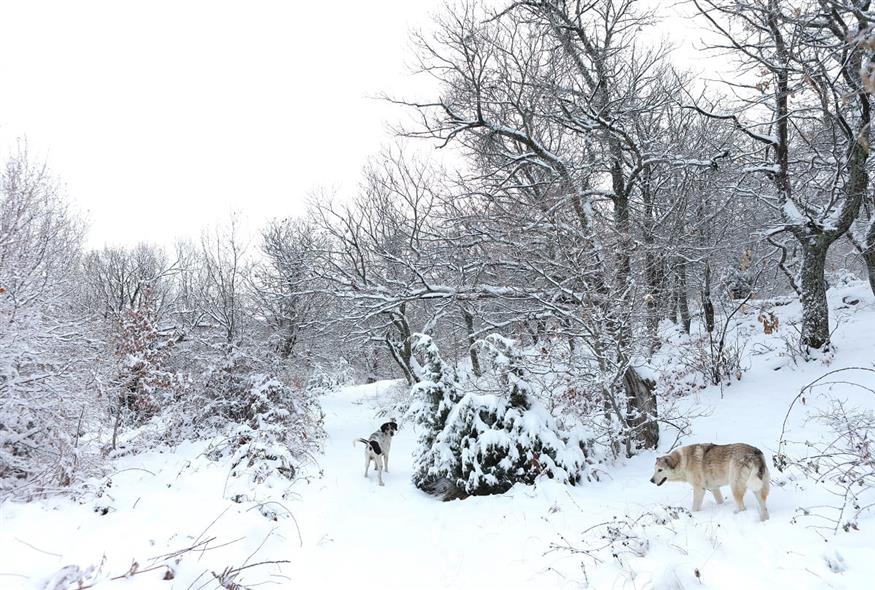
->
(775, 367), (875, 533)
(548, 505), (693, 587)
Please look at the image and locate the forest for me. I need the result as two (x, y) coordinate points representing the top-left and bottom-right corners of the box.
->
(2, 1), (875, 589)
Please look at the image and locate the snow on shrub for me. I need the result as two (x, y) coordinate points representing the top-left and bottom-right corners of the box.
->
(410, 333), (462, 489)
(195, 349), (325, 499)
(0, 152), (96, 499)
(413, 334), (589, 500)
(549, 505), (696, 587)
(775, 367), (875, 533)
(111, 289), (187, 427)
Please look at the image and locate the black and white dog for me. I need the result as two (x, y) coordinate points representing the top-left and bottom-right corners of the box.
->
(354, 419), (398, 486)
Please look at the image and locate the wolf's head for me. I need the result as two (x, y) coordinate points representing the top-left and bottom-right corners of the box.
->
(650, 452), (680, 486)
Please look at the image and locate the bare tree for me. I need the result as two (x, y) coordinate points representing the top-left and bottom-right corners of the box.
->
(391, 0), (730, 453)
(80, 243), (181, 321)
(253, 217), (326, 359)
(197, 214), (251, 345)
(691, 0), (872, 350)
(0, 146), (91, 497)
(309, 149), (448, 384)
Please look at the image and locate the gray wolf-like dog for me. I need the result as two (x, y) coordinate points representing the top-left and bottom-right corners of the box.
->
(354, 419), (398, 486)
(650, 443), (770, 521)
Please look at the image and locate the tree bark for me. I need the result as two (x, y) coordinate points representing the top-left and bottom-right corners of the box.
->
(853, 205), (875, 298)
(623, 366), (659, 455)
(462, 307), (482, 377)
(642, 169), (662, 353)
(702, 261), (715, 334)
(798, 238), (831, 349)
(386, 305), (418, 384)
(863, 218), (875, 297)
(613, 183), (660, 453)
(675, 258), (691, 334)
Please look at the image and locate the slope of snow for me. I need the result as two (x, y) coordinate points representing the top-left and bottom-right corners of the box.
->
(2, 283), (874, 589)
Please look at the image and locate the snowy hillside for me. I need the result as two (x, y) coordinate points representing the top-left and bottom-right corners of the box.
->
(2, 282), (874, 590)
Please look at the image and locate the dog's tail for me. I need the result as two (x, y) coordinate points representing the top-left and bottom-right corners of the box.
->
(353, 438), (383, 455)
(754, 448), (769, 481)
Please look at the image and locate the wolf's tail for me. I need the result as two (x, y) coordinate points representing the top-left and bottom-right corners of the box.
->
(754, 449), (769, 481)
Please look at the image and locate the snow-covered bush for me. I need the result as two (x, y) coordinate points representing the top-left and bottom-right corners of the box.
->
(0, 149), (97, 500)
(550, 505), (694, 587)
(187, 349), (325, 495)
(721, 248), (760, 300)
(409, 333), (461, 475)
(775, 368), (875, 533)
(111, 287), (186, 429)
(196, 351), (321, 435)
(413, 334), (589, 500)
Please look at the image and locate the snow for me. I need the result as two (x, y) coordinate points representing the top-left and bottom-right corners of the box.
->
(744, 164), (781, 175)
(782, 199), (807, 225)
(3, 285), (875, 589)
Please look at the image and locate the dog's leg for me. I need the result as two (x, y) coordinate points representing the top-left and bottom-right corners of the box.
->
(754, 488), (769, 521)
(711, 488), (724, 504)
(377, 455), (384, 486)
(756, 475), (770, 521)
(364, 453), (370, 478)
(692, 486), (705, 512)
(731, 485), (747, 513)
(384, 451), (389, 473)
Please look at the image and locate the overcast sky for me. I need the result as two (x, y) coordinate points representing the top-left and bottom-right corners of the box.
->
(0, 0), (443, 248)
(0, 1), (710, 250)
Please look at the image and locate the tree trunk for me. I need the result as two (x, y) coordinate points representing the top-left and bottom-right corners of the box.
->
(386, 333), (416, 385)
(864, 251), (875, 298)
(860, 217), (875, 298)
(613, 187), (660, 454)
(642, 171), (661, 354)
(675, 258), (691, 334)
(864, 248), (875, 299)
(462, 307), (482, 377)
(278, 321), (298, 359)
(702, 261), (715, 334)
(799, 238), (831, 349)
(387, 305), (418, 384)
(644, 254), (663, 354)
(623, 366), (659, 455)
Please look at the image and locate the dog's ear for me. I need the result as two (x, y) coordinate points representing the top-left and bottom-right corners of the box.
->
(381, 422), (392, 433)
(662, 453), (679, 469)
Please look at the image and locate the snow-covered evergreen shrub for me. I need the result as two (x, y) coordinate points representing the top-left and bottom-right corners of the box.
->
(413, 334), (589, 500)
(410, 334), (462, 489)
(190, 349), (325, 495)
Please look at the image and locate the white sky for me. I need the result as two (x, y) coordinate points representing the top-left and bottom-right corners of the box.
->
(0, 1), (712, 250)
(0, 0), (442, 248)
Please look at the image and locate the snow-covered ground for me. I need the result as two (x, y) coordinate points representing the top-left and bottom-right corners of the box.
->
(2, 282), (875, 589)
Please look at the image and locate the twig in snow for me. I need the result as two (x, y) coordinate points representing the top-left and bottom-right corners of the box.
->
(15, 537), (62, 558)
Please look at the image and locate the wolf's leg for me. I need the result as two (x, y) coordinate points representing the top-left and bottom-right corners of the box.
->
(711, 488), (724, 504)
(754, 488), (769, 521)
(732, 485), (747, 512)
(692, 486), (706, 511)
